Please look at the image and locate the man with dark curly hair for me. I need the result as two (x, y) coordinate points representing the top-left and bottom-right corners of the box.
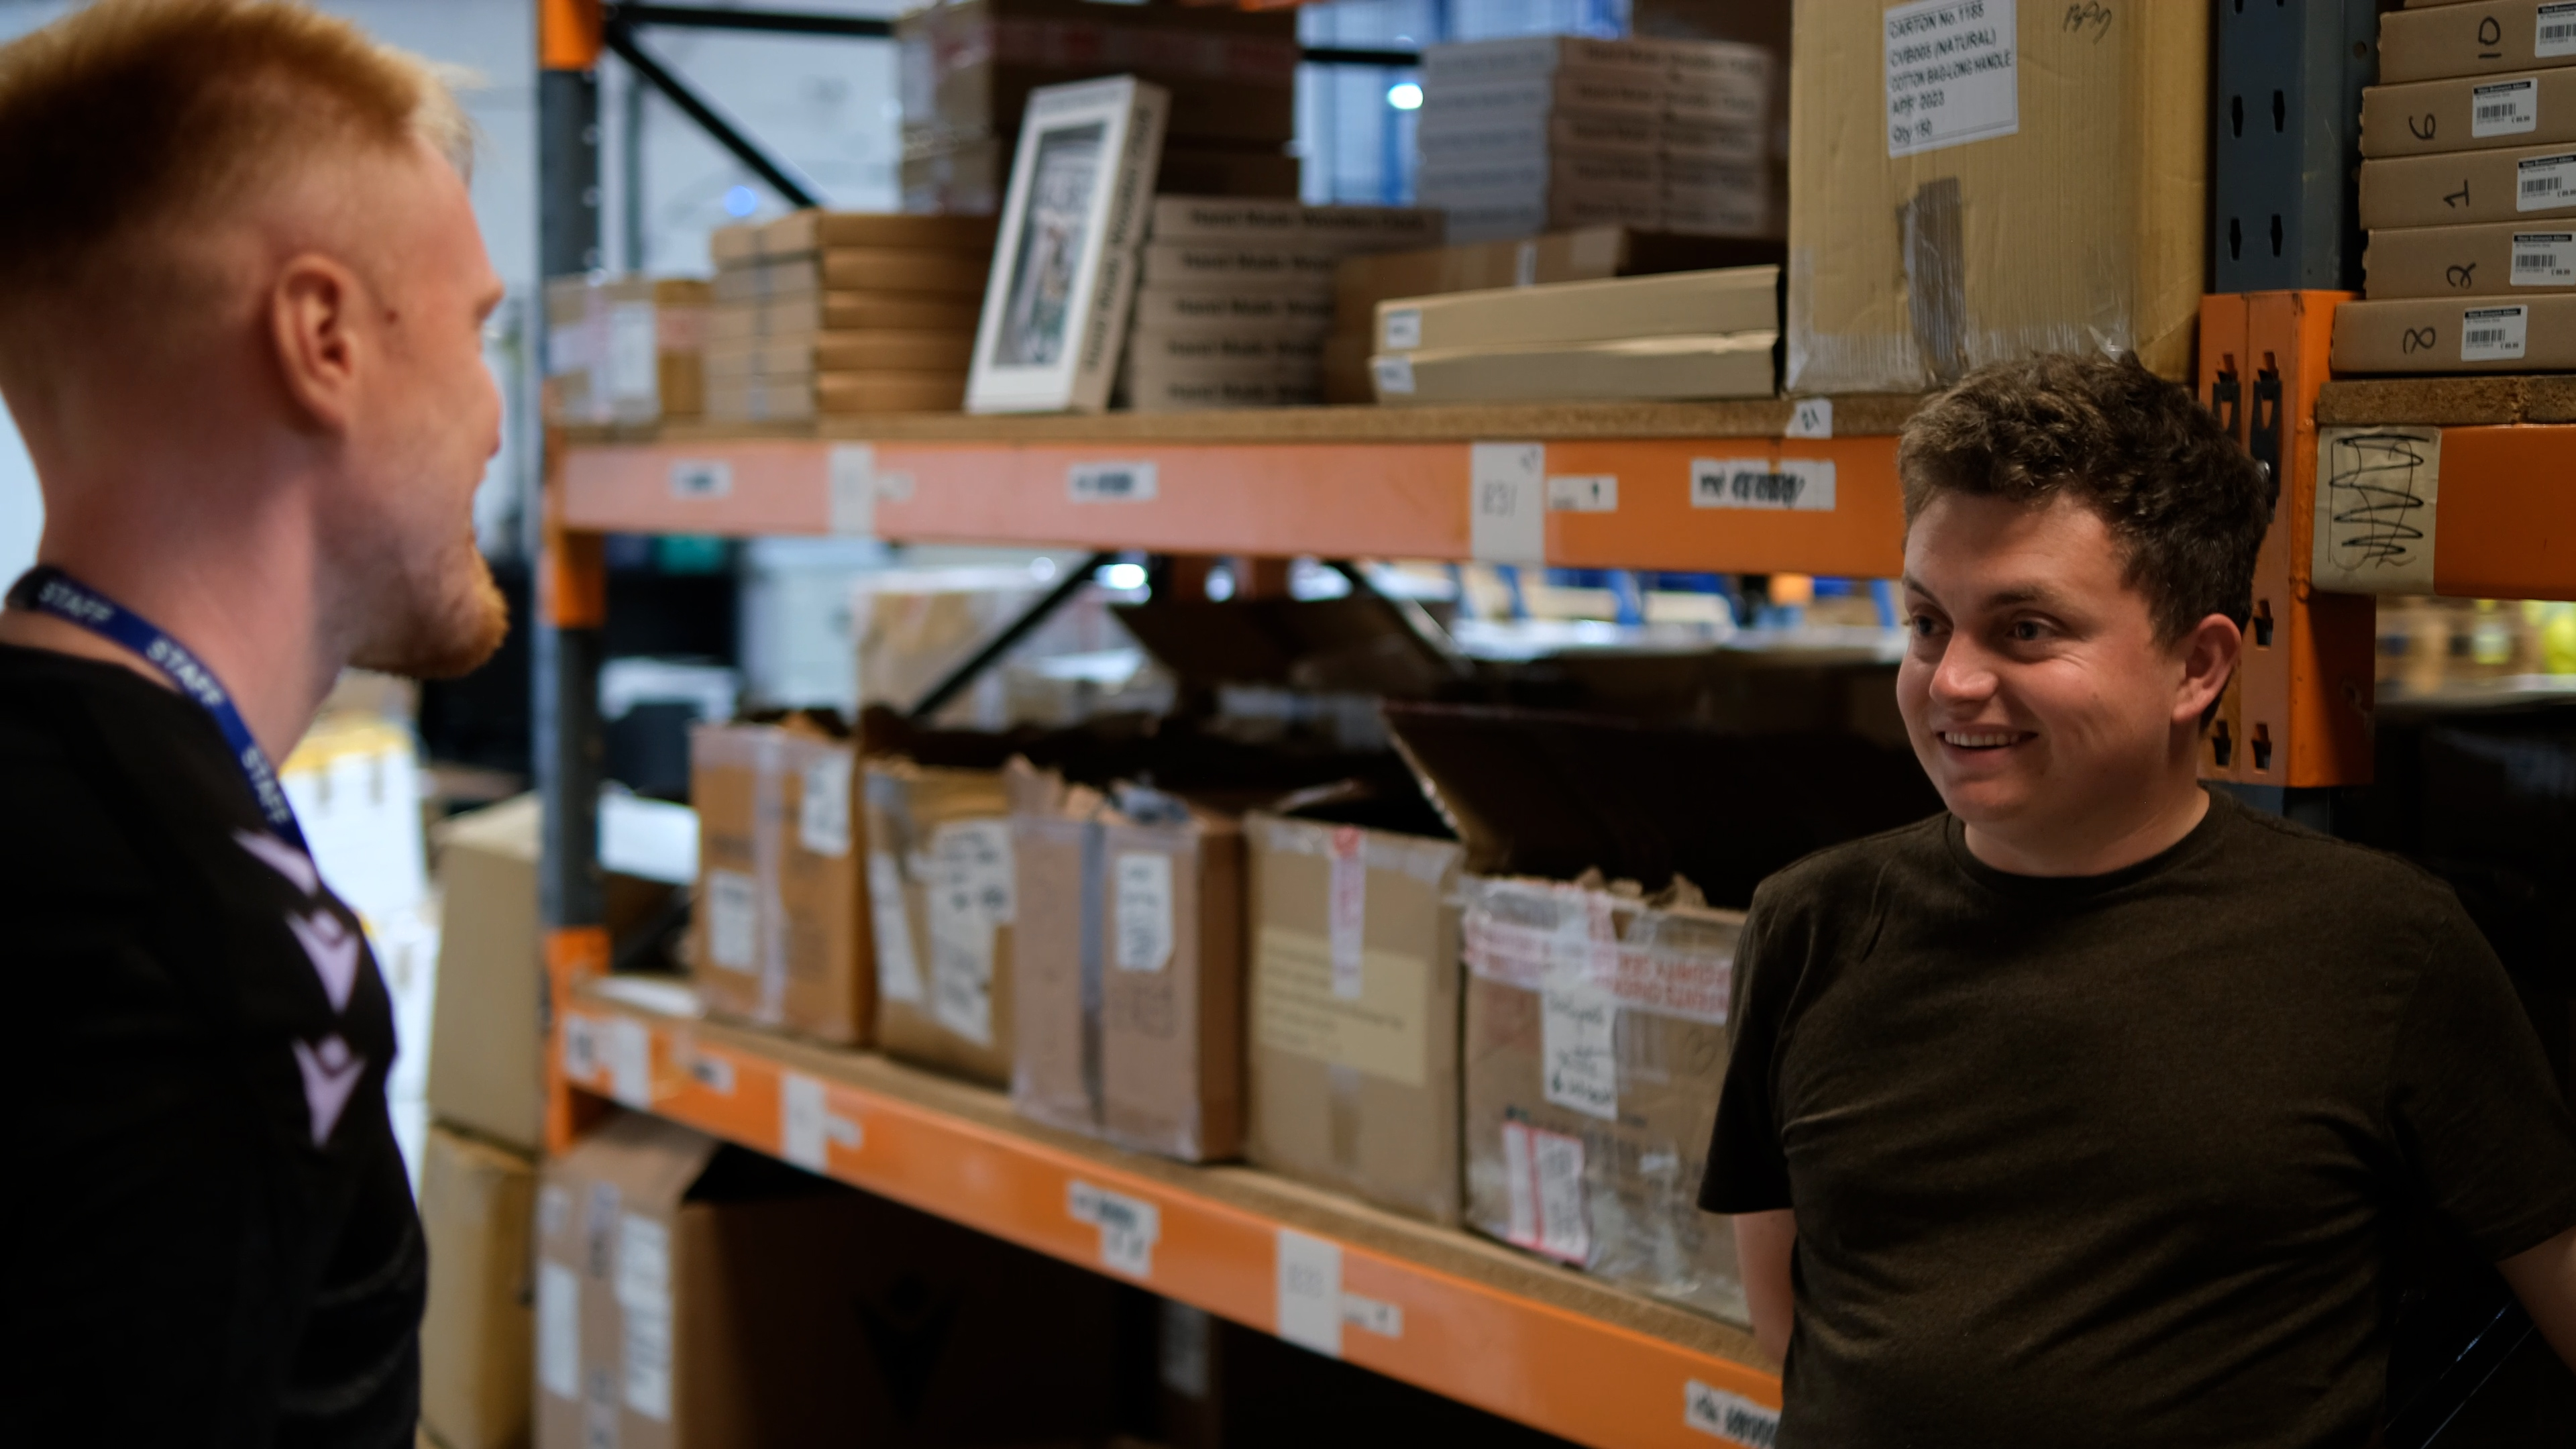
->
(1703, 353), (2576, 1446)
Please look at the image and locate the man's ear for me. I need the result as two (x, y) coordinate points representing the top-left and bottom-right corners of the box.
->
(269, 253), (364, 434)
(2174, 612), (2245, 727)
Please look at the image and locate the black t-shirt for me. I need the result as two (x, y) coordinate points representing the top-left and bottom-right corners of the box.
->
(1703, 789), (2576, 1448)
(0, 645), (421, 1446)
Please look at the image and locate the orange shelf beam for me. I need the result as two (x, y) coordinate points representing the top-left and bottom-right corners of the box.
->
(2430, 425), (2576, 601)
(559, 427), (1907, 576)
(553, 987), (1782, 1449)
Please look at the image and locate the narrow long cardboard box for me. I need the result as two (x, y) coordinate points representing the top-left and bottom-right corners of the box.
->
(2331, 292), (2576, 371)
(1374, 265), (1778, 353)
(1369, 332), (1777, 406)
(688, 720), (871, 1044)
(865, 761), (1019, 1087)
(419, 1126), (535, 1449)
(2361, 69), (2576, 158)
(2378, 2), (2576, 84)
(2359, 144), (2576, 227)
(2365, 219), (2576, 297)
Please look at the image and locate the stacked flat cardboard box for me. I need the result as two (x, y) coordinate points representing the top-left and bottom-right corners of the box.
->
(1324, 225), (1785, 401)
(1415, 34), (1780, 245)
(704, 210), (994, 422)
(1368, 264), (1780, 405)
(543, 275), (710, 425)
(1123, 197), (1442, 411)
(2339, 3), (2576, 370)
(896, 0), (1300, 213)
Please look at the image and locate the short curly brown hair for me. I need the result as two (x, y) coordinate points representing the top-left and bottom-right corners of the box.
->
(1897, 352), (2273, 643)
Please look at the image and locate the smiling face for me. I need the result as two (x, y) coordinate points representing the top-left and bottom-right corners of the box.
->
(1898, 489), (2235, 866)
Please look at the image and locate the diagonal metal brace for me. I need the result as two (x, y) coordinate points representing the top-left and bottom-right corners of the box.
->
(908, 552), (1121, 723)
(601, 18), (821, 211)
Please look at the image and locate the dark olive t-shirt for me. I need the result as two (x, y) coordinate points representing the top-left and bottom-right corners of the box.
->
(1702, 789), (2576, 1448)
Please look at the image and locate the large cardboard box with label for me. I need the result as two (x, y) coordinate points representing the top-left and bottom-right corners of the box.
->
(863, 759), (1018, 1085)
(534, 1112), (1123, 1449)
(1244, 806), (1465, 1224)
(420, 1125), (537, 1449)
(688, 720), (870, 1044)
(1010, 761), (1246, 1162)
(1785, 0), (2206, 392)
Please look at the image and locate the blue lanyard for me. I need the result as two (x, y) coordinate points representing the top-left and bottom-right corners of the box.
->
(8, 565), (309, 853)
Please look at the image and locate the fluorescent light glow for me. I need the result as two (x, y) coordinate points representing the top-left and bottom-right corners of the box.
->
(1100, 562), (1148, 591)
(1387, 82), (1424, 111)
(723, 185), (757, 217)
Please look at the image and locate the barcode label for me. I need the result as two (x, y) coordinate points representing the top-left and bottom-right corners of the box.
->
(2462, 304), (2530, 360)
(2541, 4), (2576, 58)
(2514, 231), (2576, 283)
(2519, 154), (2576, 209)
(1068, 461), (1157, 502)
(2473, 78), (2540, 139)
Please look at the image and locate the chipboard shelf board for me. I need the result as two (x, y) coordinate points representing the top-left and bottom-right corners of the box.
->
(558, 400), (1910, 577)
(556, 979), (1782, 1449)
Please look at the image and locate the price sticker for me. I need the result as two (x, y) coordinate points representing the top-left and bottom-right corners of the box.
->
(1069, 1181), (1161, 1278)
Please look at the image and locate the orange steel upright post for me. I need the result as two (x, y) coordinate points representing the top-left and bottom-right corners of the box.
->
(2197, 291), (2375, 791)
(537, 0), (609, 1154)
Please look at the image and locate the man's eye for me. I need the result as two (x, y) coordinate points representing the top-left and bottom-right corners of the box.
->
(1909, 614), (1941, 637)
(2010, 620), (2045, 642)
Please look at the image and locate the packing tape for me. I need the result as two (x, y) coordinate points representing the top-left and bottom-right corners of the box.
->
(1902, 176), (1968, 385)
(1077, 817), (1108, 1128)
(1458, 876), (1737, 1026)
(751, 732), (790, 1025)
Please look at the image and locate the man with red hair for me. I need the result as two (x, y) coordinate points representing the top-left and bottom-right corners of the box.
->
(0, 1), (508, 1440)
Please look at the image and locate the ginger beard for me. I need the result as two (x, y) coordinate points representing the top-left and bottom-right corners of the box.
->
(326, 138), (511, 681)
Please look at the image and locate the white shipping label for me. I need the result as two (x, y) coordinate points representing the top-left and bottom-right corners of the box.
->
(2520, 153), (2576, 211)
(2514, 231), (2576, 284)
(828, 443), (877, 537)
(798, 755), (853, 857)
(1069, 460), (1158, 502)
(1513, 240), (1541, 287)
(1327, 827), (1366, 1002)
(1685, 1382), (1783, 1446)
(606, 301), (659, 403)
(537, 1260), (580, 1400)
(1541, 983), (1622, 1120)
(541, 1185), (571, 1239)
(615, 1214), (669, 1313)
(704, 868), (758, 972)
(1342, 1294), (1403, 1339)
(1114, 851), (1175, 973)
(1546, 474), (1619, 513)
(2544, 3), (2576, 59)
(1690, 457), (1838, 511)
(1786, 397), (1834, 439)
(2474, 77), (2540, 139)
(2463, 304), (2530, 360)
(1371, 354), (1415, 396)
(605, 1018), (651, 1108)
(926, 867), (998, 1047)
(1501, 1122), (1592, 1265)
(1884, 0), (2019, 158)
(563, 1013), (603, 1085)
(867, 852), (925, 1004)
(1470, 441), (1547, 564)
(623, 1305), (673, 1421)
(932, 819), (1016, 924)
(1069, 1181), (1161, 1277)
(1381, 306), (1423, 350)
(782, 1071), (829, 1171)
(667, 458), (732, 501)
(1275, 1229), (1344, 1358)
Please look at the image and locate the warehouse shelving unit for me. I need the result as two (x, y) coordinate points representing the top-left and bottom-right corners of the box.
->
(527, 3), (2576, 1447)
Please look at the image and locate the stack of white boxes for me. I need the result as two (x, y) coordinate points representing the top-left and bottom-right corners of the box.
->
(1122, 197), (1442, 410)
(1415, 34), (1780, 244)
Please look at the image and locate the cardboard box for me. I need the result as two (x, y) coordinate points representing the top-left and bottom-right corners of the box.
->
(1786, 0), (2206, 390)
(427, 797), (674, 1154)
(1422, 186), (1666, 244)
(1373, 264), (1778, 353)
(900, 134), (1005, 215)
(2363, 69), (2576, 158)
(715, 250), (991, 301)
(896, 0), (1295, 148)
(1459, 875), (1748, 1323)
(816, 371), (969, 415)
(2366, 219), (2576, 296)
(1368, 332), (1778, 406)
(543, 276), (711, 425)
(1244, 812), (1466, 1225)
(1332, 227), (1784, 328)
(1417, 68), (1669, 123)
(688, 720), (870, 1044)
(1139, 241), (1347, 289)
(704, 329), (977, 378)
(535, 1112), (1124, 1449)
(1155, 146), (1302, 201)
(2359, 144), (2576, 227)
(703, 376), (813, 423)
(1124, 327), (1326, 370)
(1147, 197), (1442, 252)
(1132, 285), (1338, 335)
(2379, 2), (2576, 84)
(420, 1126), (536, 1449)
(1120, 370), (1324, 412)
(2330, 292), (2576, 370)
(864, 759), (1018, 1086)
(1009, 761), (1246, 1161)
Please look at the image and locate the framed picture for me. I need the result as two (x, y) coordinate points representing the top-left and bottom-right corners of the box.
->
(967, 76), (1169, 414)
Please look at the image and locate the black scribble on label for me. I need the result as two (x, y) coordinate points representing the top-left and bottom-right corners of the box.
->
(2324, 432), (2433, 573)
